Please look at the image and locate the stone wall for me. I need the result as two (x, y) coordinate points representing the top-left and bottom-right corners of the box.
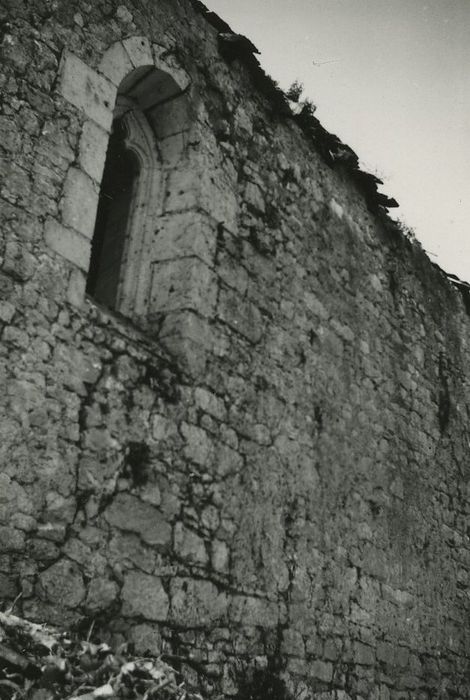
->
(1, 0), (470, 697)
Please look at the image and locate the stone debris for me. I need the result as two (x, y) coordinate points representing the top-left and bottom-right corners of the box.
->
(0, 611), (203, 700)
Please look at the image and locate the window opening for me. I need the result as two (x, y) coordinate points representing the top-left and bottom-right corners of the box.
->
(85, 64), (189, 324)
(86, 118), (139, 311)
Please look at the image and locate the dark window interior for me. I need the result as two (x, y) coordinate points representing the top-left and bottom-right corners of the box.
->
(86, 118), (139, 310)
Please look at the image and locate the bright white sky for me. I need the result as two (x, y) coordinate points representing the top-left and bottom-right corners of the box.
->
(205, 0), (469, 280)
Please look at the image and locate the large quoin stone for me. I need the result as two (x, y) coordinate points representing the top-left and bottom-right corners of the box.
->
(44, 220), (91, 271)
(58, 52), (115, 131)
(78, 121), (108, 183)
(98, 41), (134, 86)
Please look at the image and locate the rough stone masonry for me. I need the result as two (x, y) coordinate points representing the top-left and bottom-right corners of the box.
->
(1, 0), (470, 697)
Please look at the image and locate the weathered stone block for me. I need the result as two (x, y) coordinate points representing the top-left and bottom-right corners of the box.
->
(354, 641), (375, 666)
(115, 4), (134, 23)
(157, 311), (211, 377)
(78, 120), (108, 183)
(217, 287), (263, 343)
(211, 539), (229, 573)
(0, 474), (31, 521)
(217, 250), (250, 296)
(201, 507), (220, 534)
(98, 41), (134, 86)
(153, 43), (191, 91)
(174, 522), (208, 566)
(329, 198), (344, 219)
(58, 51), (115, 131)
(195, 387), (227, 421)
(229, 595), (280, 628)
(122, 572), (169, 620)
(22, 599), (81, 628)
(309, 659), (333, 683)
(0, 301), (15, 323)
(129, 624), (162, 655)
(234, 105), (253, 136)
(281, 629), (305, 657)
(0, 526), (25, 552)
(150, 257), (217, 317)
(151, 413), (178, 442)
(180, 422), (213, 466)
(149, 96), (189, 140)
(123, 36), (153, 68)
(0, 572), (18, 598)
(67, 267), (87, 307)
(2, 240), (35, 281)
(11, 513), (37, 532)
(108, 532), (155, 574)
(170, 578), (227, 626)
(244, 181), (265, 214)
(376, 641), (394, 664)
(85, 577), (119, 611)
(38, 559), (85, 608)
(154, 213), (217, 266)
(304, 291), (329, 319)
(0, 115), (22, 153)
(104, 493), (171, 547)
(158, 132), (186, 166)
(60, 168), (98, 239)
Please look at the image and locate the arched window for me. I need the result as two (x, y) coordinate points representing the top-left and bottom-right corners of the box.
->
(86, 118), (139, 310)
(85, 65), (187, 322)
(57, 43), (219, 373)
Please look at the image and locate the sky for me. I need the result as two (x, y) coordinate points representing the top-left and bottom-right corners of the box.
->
(205, 0), (469, 280)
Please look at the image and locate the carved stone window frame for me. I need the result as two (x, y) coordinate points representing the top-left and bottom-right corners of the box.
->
(114, 107), (163, 320)
(54, 37), (192, 312)
(52, 36), (225, 375)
